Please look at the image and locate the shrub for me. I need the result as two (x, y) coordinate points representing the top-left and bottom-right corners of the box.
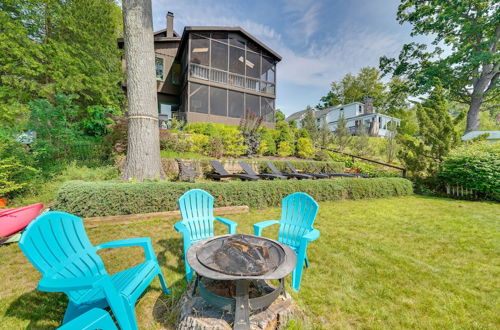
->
(184, 122), (247, 156)
(54, 178), (413, 217)
(259, 127), (277, 155)
(188, 134), (210, 154)
(278, 141), (293, 156)
(438, 142), (500, 200)
(296, 137), (315, 159)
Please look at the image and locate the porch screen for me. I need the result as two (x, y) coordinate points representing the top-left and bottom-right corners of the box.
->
(261, 97), (275, 122)
(190, 35), (209, 66)
(210, 86), (228, 116)
(189, 83), (208, 113)
(228, 90), (244, 118)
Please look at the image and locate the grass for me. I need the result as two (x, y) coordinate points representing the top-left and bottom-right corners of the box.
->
(1, 196), (499, 329)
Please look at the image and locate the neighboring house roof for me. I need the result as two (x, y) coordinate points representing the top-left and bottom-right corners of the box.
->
(176, 26), (282, 61)
(314, 109), (330, 118)
(462, 130), (500, 141)
(285, 109), (308, 122)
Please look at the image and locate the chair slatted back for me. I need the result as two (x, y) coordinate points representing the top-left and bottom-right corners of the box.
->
(19, 212), (106, 299)
(285, 162), (299, 174)
(210, 161), (230, 175)
(178, 189), (215, 242)
(278, 193), (319, 249)
(266, 161), (282, 175)
(239, 161), (258, 176)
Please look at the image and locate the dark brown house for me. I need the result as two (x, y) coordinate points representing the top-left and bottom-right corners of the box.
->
(118, 12), (281, 128)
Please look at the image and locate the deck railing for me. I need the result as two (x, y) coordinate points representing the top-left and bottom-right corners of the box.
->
(190, 63), (275, 95)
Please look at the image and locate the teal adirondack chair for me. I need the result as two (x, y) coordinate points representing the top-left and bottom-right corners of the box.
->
(253, 192), (319, 291)
(174, 189), (237, 282)
(19, 211), (169, 330)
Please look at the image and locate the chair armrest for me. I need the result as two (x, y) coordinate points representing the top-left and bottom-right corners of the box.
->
(302, 229), (320, 243)
(38, 276), (105, 292)
(214, 217), (237, 234)
(174, 221), (192, 248)
(95, 238), (155, 260)
(253, 220), (280, 236)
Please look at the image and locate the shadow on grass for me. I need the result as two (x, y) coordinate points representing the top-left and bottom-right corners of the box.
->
(152, 237), (190, 327)
(5, 290), (66, 329)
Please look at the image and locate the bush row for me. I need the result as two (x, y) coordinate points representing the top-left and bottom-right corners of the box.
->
(54, 178), (413, 217)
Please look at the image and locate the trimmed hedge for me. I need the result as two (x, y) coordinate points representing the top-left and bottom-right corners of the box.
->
(54, 178), (413, 217)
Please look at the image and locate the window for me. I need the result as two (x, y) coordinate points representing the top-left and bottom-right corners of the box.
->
(172, 62), (181, 85)
(158, 103), (179, 118)
(211, 40), (228, 71)
(228, 90), (244, 118)
(155, 57), (164, 80)
(245, 94), (260, 117)
(246, 51), (261, 79)
(229, 46), (245, 75)
(190, 34), (209, 66)
(189, 83), (208, 113)
(261, 97), (275, 122)
(210, 86), (227, 116)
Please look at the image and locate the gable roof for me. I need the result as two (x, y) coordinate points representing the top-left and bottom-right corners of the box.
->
(286, 108), (329, 122)
(177, 26), (281, 61)
(462, 130), (500, 141)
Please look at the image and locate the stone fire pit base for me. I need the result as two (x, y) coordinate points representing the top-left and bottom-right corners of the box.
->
(176, 280), (299, 330)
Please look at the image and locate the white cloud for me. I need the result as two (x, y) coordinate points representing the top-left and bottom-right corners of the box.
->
(282, 0), (322, 44)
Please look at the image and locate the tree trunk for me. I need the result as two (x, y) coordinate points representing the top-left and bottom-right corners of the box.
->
(120, 0), (165, 181)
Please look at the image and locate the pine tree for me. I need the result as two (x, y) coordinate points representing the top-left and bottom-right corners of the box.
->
(334, 114), (352, 151)
(398, 79), (459, 177)
(301, 106), (318, 142)
(354, 120), (370, 156)
(318, 118), (332, 149)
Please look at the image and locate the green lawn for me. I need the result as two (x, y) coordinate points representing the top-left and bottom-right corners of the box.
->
(1, 196), (498, 329)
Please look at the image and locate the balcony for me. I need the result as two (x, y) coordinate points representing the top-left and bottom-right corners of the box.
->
(189, 63), (275, 95)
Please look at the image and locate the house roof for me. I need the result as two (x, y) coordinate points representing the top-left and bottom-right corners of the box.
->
(462, 130), (500, 141)
(117, 28), (181, 47)
(285, 108), (329, 122)
(177, 26), (282, 61)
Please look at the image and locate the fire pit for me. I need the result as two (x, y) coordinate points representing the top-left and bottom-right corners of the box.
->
(187, 234), (297, 330)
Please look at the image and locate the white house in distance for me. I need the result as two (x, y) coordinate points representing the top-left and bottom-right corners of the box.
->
(286, 97), (401, 138)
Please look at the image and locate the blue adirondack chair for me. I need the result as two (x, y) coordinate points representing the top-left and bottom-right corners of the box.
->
(174, 189), (237, 282)
(58, 308), (117, 330)
(19, 211), (169, 330)
(253, 192), (319, 291)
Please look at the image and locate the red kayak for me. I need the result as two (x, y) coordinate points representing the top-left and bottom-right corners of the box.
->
(0, 203), (44, 237)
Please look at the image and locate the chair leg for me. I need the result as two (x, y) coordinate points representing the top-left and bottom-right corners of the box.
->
(157, 269), (171, 294)
(62, 301), (84, 324)
(292, 245), (308, 291)
(185, 256), (194, 282)
(106, 292), (136, 330)
(304, 255), (310, 268)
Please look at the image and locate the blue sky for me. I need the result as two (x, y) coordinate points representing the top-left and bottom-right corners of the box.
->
(152, 0), (416, 116)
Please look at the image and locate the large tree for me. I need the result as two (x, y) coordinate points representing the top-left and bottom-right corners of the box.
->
(120, 0), (165, 181)
(0, 0), (124, 127)
(380, 0), (499, 132)
(317, 67), (386, 109)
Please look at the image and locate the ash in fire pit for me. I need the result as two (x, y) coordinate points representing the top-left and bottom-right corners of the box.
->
(196, 234), (284, 276)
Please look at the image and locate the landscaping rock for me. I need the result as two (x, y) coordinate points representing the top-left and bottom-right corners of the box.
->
(176, 280), (298, 330)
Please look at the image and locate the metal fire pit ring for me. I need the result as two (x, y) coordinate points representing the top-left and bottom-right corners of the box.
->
(197, 278), (284, 312)
(187, 234), (297, 330)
